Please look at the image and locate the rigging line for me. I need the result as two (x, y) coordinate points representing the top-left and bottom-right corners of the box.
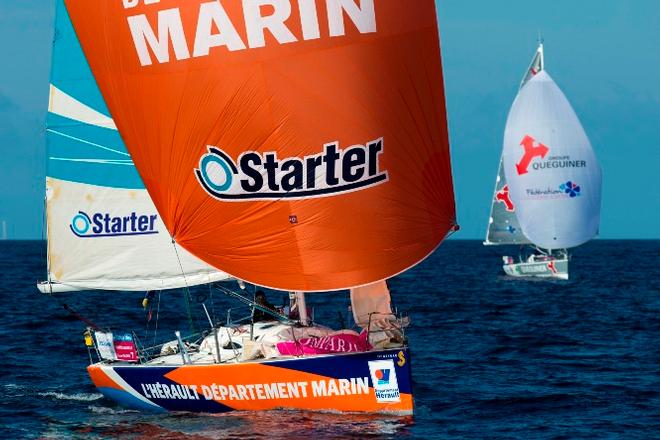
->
(48, 157), (134, 165)
(153, 291), (161, 348)
(46, 128), (131, 157)
(171, 240), (197, 335)
(208, 283), (216, 326)
(48, 295), (102, 331)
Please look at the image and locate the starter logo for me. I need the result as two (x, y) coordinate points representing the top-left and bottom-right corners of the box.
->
(368, 359), (400, 403)
(70, 211), (159, 238)
(195, 138), (388, 201)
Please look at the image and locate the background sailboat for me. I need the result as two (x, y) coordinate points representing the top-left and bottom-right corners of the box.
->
(487, 42), (602, 279)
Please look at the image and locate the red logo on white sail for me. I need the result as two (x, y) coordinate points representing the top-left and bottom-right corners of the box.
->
(516, 135), (549, 175)
(496, 185), (515, 212)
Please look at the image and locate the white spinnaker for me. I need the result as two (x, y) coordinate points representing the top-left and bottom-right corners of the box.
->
(502, 71), (601, 250)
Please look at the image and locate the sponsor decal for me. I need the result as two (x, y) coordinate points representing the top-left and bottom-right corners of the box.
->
(195, 138), (388, 201)
(560, 181), (581, 198)
(397, 350), (406, 367)
(524, 181), (582, 200)
(368, 359), (400, 403)
(139, 377), (370, 402)
(496, 184), (515, 211)
(113, 333), (139, 362)
(94, 332), (116, 361)
(519, 264), (551, 274)
(516, 135), (549, 175)
(123, 0), (377, 67)
(516, 135), (588, 175)
(70, 211), (158, 238)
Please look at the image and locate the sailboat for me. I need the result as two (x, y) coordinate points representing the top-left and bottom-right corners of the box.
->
(41, 0), (457, 414)
(485, 42), (601, 279)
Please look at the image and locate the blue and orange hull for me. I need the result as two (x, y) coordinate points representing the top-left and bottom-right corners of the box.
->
(88, 348), (413, 414)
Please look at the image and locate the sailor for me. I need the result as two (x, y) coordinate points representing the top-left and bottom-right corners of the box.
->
(253, 290), (276, 322)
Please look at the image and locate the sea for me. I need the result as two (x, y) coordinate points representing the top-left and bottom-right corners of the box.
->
(0, 240), (658, 439)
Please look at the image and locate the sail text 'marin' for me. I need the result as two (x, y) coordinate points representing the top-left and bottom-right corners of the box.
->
(124, 0), (377, 66)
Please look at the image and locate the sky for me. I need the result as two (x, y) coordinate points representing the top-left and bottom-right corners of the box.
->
(0, 0), (658, 239)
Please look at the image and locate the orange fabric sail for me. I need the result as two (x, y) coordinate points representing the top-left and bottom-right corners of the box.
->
(64, 0), (456, 291)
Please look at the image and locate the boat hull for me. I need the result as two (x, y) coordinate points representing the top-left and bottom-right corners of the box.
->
(503, 258), (569, 280)
(88, 348), (413, 415)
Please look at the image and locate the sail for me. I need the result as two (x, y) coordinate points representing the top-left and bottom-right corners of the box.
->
(484, 158), (531, 245)
(41, 0), (231, 293)
(485, 44), (545, 246)
(63, 0), (457, 292)
(502, 71), (602, 250)
(520, 42), (544, 89)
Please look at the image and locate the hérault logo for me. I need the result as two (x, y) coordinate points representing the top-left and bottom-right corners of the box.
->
(195, 138), (388, 201)
(70, 211), (159, 238)
(368, 359), (400, 403)
(374, 368), (391, 385)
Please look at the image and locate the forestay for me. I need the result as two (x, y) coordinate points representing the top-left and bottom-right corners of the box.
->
(64, 0), (457, 292)
(502, 71), (601, 249)
(40, 0), (230, 293)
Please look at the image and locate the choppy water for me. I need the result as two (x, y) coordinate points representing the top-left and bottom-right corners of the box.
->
(0, 240), (658, 439)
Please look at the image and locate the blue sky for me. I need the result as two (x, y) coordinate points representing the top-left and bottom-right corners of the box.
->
(0, 0), (658, 239)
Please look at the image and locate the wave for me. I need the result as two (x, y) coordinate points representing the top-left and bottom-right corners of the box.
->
(38, 392), (103, 402)
(88, 405), (138, 415)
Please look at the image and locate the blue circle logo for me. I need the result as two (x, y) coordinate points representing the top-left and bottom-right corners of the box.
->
(71, 212), (91, 235)
(200, 154), (234, 192)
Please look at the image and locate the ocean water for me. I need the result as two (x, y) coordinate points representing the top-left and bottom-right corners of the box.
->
(0, 240), (658, 439)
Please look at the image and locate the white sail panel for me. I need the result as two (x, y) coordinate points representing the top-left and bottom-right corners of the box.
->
(40, 0), (230, 292)
(502, 71), (602, 249)
(520, 43), (544, 90)
(41, 178), (230, 293)
(484, 158), (531, 245)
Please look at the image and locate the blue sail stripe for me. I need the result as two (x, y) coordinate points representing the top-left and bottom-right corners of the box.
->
(47, 0), (145, 190)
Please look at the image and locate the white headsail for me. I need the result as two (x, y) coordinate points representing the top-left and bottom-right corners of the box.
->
(502, 71), (602, 250)
(39, 1), (230, 293)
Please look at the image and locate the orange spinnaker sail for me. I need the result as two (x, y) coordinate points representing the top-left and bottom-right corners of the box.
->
(64, 0), (456, 291)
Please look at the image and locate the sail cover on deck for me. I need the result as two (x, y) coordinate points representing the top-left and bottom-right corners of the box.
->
(502, 71), (602, 250)
(64, 0), (457, 291)
(41, 0), (231, 293)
